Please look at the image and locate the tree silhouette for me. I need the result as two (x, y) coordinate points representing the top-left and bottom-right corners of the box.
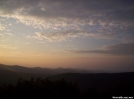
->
(0, 78), (80, 99)
(0, 76), (134, 99)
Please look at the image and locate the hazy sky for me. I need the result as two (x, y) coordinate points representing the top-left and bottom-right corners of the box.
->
(0, 0), (134, 72)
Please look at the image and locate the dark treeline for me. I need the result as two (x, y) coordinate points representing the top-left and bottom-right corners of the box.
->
(0, 77), (134, 99)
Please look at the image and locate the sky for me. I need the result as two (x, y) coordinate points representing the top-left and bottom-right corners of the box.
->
(0, 0), (134, 72)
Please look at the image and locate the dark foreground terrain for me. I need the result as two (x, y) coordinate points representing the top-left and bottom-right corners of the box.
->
(0, 64), (134, 99)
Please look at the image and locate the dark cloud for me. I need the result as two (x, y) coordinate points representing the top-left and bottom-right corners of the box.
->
(68, 43), (134, 55)
(1, 0), (134, 20)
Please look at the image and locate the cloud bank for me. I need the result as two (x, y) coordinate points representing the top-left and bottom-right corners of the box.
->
(0, 0), (134, 42)
(68, 43), (134, 55)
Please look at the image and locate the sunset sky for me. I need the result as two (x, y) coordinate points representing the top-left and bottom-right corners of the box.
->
(0, 0), (134, 72)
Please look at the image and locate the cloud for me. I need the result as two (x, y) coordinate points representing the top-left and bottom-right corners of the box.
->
(122, 35), (134, 43)
(0, 45), (18, 50)
(26, 26), (132, 42)
(27, 28), (122, 42)
(1, 0), (134, 23)
(68, 43), (134, 55)
(34, 29), (90, 42)
(26, 35), (43, 40)
(0, 24), (5, 31)
(0, 34), (4, 36)
(0, 0), (134, 42)
(5, 33), (13, 36)
(9, 23), (12, 26)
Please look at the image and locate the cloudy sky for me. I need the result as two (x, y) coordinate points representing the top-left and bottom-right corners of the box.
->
(0, 0), (134, 72)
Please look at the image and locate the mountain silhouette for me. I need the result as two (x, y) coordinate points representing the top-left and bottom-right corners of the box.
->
(0, 63), (134, 98)
(0, 63), (98, 74)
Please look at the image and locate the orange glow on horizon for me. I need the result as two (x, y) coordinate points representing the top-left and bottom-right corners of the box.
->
(0, 54), (134, 72)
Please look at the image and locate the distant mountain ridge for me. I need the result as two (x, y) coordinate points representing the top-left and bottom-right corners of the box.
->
(0, 63), (93, 75)
(0, 63), (134, 93)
